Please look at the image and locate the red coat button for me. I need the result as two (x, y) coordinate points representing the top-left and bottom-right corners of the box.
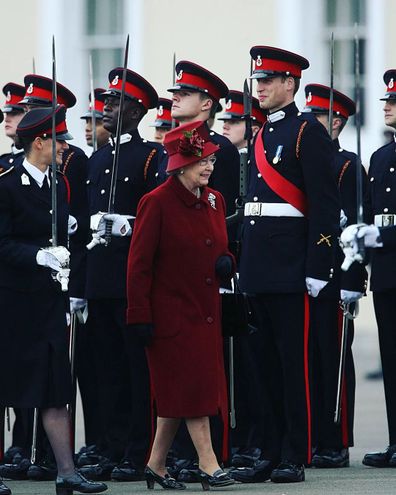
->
(206, 316), (214, 323)
(205, 278), (213, 285)
(205, 239), (212, 246)
(195, 203), (201, 209)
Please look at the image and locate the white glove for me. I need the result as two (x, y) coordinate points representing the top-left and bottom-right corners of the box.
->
(70, 297), (87, 314)
(340, 290), (363, 304)
(306, 277), (328, 298)
(358, 224), (383, 248)
(68, 215), (78, 235)
(87, 212), (134, 250)
(36, 246), (70, 272)
(340, 209), (348, 229)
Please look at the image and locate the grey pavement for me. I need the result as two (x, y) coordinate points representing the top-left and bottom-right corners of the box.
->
(4, 292), (396, 494)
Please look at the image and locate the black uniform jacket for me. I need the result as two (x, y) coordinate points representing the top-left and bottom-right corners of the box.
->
(0, 165), (69, 292)
(85, 130), (164, 299)
(369, 139), (396, 291)
(60, 144), (89, 298)
(239, 102), (340, 294)
(0, 147), (24, 172)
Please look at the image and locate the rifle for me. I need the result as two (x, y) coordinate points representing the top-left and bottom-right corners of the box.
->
(89, 54), (98, 152)
(105, 35), (130, 245)
(354, 24), (364, 233)
(171, 52), (177, 129)
(328, 32), (335, 136)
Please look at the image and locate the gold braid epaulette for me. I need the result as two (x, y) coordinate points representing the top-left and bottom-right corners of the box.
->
(143, 148), (157, 181)
(295, 121), (308, 159)
(338, 159), (351, 188)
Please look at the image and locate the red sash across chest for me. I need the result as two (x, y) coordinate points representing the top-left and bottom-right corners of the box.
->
(254, 126), (308, 216)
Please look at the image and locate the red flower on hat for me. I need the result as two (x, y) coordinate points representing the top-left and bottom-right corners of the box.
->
(177, 129), (204, 157)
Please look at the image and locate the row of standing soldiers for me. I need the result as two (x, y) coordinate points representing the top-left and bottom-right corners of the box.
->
(0, 44), (396, 488)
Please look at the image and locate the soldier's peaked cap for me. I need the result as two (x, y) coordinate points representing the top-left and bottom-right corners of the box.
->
(304, 84), (356, 118)
(103, 68), (158, 110)
(168, 60), (228, 102)
(149, 97), (173, 128)
(80, 88), (106, 120)
(16, 105), (73, 141)
(381, 69), (396, 101)
(250, 46), (309, 79)
(20, 74), (76, 108)
(2, 83), (26, 113)
(218, 90), (267, 125)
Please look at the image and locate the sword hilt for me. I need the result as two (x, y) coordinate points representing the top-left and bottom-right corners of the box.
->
(104, 219), (113, 246)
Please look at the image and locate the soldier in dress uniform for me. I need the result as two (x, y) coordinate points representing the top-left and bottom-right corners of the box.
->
(167, 60), (240, 219)
(18, 74), (89, 481)
(219, 90), (266, 150)
(354, 69), (396, 468)
(0, 105), (107, 495)
(81, 68), (165, 482)
(80, 88), (111, 150)
(303, 84), (369, 468)
(149, 97), (173, 144)
(0, 83), (26, 171)
(235, 46), (340, 483)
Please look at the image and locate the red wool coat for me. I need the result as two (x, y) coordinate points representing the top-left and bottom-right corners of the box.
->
(126, 175), (231, 425)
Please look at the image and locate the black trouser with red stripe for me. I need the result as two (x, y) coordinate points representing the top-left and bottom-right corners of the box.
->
(310, 298), (355, 450)
(373, 290), (396, 445)
(250, 293), (311, 465)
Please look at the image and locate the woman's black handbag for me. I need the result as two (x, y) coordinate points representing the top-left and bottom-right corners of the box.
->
(221, 276), (250, 337)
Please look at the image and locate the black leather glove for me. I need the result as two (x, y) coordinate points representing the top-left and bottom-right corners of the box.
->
(126, 323), (154, 347)
(215, 255), (233, 281)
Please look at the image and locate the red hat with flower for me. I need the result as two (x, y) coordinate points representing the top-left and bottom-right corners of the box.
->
(164, 121), (219, 173)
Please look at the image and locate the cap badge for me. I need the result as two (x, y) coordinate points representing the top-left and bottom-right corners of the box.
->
(176, 70), (183, 81)
(390, 78), (394, 89)
(256, 55), (262, 67)
(158, 105), (164, 116)
(27, 83), (34, 94)
(225, 99), (232, 110)
(307, 92), (312, 103)
(6, 91), (11, 102)
(111, 75), (119, 86)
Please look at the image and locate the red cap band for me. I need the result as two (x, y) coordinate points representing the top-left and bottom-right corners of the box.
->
(305, 94), (349, 118)
(253, 58), (302, 78)
(175, 70), (222, 101)
(41, 120), (68, 137)
(109, 75), (150, 109)
(23, 83), (70, 106)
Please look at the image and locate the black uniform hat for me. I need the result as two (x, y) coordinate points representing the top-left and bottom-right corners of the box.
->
(0, 109), (3, 124)
(2, 83), (26, 113)
(80, 88), (106, 120)
(168, 60), (228, 102)
(16, 105), (73, 141)
(380, 70), (396, 101)
(218, 90), (267, 125)
(103, 68), (158, 110)
(250, 46), (309, 80)
(20, 74), (76, 108)
(149, 97), (173, 128)
(304, 84), (356, 119)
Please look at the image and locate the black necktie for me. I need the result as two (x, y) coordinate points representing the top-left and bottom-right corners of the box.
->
(41, 178), (50, 192)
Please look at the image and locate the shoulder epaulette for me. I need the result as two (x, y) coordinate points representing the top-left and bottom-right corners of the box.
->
(0, 166), (14, 177)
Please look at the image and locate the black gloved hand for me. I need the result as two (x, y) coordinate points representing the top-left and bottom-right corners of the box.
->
(126, 323), (154, 347)
(215, 255), (233, 281)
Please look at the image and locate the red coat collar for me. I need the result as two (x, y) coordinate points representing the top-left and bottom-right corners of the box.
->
(167, 174), (212, 208)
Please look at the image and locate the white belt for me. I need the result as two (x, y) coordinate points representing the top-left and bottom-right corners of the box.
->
(374, 214), (396, 227)
(244, 202), (304, 218)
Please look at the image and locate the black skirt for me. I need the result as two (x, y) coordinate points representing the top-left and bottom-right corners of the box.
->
(0, 287), (72, 408)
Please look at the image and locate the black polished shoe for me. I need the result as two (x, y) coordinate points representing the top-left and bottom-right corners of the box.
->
(363, 445), (396, 467)
(229, 458), (275, 483)
(79, 461), (117, 481)
(0, 480), (11, 495)
(56, 471), (107, 494)
(0, 458), (30, 480)
(76, 449), (108, 468)
(3, 446), (27, 465)
(196, 469), (235, 490)
(27, 460), (58, 480)
(311, 448), (349, 468)
(167, 458), (197, 480)
(231, 447), (261, 468)
(144, 466), (186, 490)
(271, 462), (305, 483)
(111, 459), (144, 481)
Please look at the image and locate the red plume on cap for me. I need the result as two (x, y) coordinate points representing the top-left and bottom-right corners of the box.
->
(164, 121), (219, 173)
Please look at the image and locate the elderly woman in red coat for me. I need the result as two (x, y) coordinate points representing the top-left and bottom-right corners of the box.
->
(126, 121), (235, 490)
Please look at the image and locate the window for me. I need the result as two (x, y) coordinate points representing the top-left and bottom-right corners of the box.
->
(324, 0), (367, 126)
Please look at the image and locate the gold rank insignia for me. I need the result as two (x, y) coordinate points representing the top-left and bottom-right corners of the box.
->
(317, 234), (332, 247)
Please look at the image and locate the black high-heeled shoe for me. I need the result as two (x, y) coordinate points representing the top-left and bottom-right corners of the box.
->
(144, 466), (186, 490)
(196, 468), (235, 491)
(55, 470), (108, 494)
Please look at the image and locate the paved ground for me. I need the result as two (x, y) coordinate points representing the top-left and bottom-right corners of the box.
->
(4, 292), (396, 494)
